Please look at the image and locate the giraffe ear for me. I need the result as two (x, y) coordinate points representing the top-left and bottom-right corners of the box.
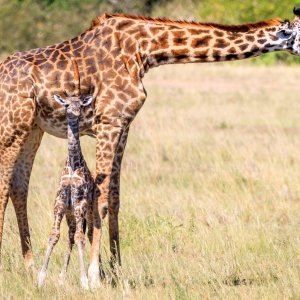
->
(81, 95), (93, 107)
(54, 94), (68, 107)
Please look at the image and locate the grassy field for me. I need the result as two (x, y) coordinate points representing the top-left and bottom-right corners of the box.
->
(1, 63), (300, 299)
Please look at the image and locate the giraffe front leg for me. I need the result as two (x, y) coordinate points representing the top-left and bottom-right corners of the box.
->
(109, 126), (130, 271)
(88, 120), (125, 288)
(38, 199), (65, 288)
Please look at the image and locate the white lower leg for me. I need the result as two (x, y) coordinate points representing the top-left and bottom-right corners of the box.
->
(88, 261), (100, 289)
(59, 243), (73, 285)
(77, 240), (89, 289)
(38, 241), (56, 288)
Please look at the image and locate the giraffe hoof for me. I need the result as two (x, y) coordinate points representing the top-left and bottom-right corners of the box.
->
(58, 272), (66, 286)
(81, 275), (89, 290)
(88, 263), (101, 289)
(25, 259), (37, 275)
(37, 270), (47, 288)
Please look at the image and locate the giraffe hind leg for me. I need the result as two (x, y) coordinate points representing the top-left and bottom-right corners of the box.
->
(10, 127), (44, 271)
(0, 97), (37, 268)
(59, 212), (75, 285)
(108, 126), (129, 271)
(74, 204), (89, 289)
(38, 198), (66, 288)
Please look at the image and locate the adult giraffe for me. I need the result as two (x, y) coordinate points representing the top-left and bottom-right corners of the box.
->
(0, 8), (300, 286)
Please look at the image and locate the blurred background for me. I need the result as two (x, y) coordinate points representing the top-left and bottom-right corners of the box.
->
(0, 0), (298, 63)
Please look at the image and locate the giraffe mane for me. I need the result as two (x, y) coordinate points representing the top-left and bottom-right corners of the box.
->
(71, 56), (80, 97)
(89, 13), (283, 32)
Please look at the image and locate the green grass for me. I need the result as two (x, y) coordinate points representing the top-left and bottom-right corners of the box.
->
(2, 63), (300, 298)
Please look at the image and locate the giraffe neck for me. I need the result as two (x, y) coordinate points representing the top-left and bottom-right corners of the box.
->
(67, 117), (83, 171)
(141, 22), (284, 68)
(98, 15), (288, 71)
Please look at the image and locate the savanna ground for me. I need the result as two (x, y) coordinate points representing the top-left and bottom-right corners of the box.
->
(1, 63), (300, 299)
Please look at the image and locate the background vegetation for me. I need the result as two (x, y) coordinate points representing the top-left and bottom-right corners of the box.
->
(0, 0), (300, 63)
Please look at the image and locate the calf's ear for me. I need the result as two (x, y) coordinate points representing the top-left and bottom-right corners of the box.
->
(54, 95), (68, 107)
(81, 95), (93, 107)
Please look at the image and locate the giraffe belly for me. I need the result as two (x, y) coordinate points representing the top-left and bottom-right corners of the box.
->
(36, 106), (94, 138)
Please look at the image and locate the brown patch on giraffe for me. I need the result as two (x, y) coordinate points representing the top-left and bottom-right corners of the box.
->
(227, 33), (243, 40)
(214, 38), (230, 48)
(241, 51), (253, 58)
(157, 32), (170, 48)
(172, 31), (186, 39)
(83, 32), (94, 43)
(257, 30), (265, 38)
(188, 29), (210, 35)
(250, 46), (260, 53)
(86, 57), (97, 75)
(257, 39), (267, 44)
(239, 44), (249, 51)
(265, 27), (277, 32)
(171, 49), (189, 59)
(234, 39), (244, 44)
(150, 27), (165, 35)
(50, 50), (60, 62)
(154, 54), (170, 64)
(125, 38), (138, 53)
(214, 30), (224, 37)
(270, 35), (278, 41)
(73, 41), (84, 49)
(191, 36), (212, 48)
(35, 59), (47, 66)
(245, 35), (255, 42)
(57, 59), (68, 71)
(102, 27), (113, 37)
(103, 38), (112, 51)
(212, 50), (221, 61)
(226, 54), (238, 60)
(116, 20), (135, 30)
(228, 47), (237, 54)
(173, 37), (188, 46)
(36, 53), (46, 60)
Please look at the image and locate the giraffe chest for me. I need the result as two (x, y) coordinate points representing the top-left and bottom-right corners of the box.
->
(35, 98), (95, 138)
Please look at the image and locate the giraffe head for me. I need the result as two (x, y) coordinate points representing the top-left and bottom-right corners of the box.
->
(54, 57), (93, 119)
(54, 94), (93, 119)
(275, 7), (300, 55)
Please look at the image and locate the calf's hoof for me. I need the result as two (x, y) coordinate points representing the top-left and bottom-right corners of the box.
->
(37, 270), (47, 288)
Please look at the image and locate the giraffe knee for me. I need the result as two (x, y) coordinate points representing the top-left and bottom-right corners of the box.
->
(49, 232), (60, 244)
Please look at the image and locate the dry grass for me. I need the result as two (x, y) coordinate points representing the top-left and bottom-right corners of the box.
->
(1, 63), (300, 299)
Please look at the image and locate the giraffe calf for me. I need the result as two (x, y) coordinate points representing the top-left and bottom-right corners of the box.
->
(38, 57), (95, 289)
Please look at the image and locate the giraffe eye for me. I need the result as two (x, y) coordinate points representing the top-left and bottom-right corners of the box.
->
(278, 29), (293, 40)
